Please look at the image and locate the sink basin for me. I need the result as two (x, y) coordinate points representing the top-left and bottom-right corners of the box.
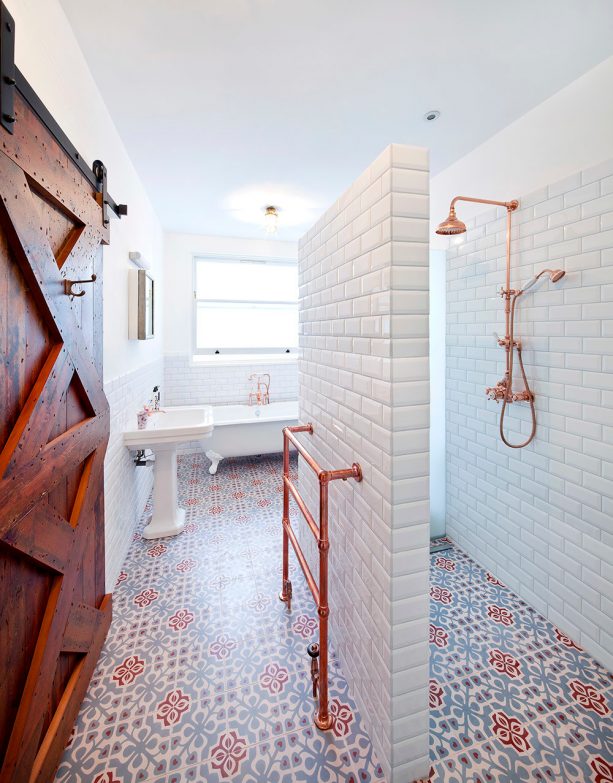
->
(124, 405), (214, 449)
(124, 406), (214, 539)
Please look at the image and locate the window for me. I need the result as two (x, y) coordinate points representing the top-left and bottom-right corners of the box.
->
(193, 256), (298, 356)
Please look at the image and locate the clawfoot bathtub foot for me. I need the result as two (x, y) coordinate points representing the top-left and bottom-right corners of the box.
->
(206, 450), (223, 475)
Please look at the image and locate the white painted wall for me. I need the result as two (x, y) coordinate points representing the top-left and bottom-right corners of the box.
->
(432, 56), (613, 250)
(298, 145), (431, 783)
(8, 0), (165, 586)
(429, 249), (446, 538)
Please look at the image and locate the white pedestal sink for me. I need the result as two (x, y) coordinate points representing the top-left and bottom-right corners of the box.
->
(124, 406), (214, 539)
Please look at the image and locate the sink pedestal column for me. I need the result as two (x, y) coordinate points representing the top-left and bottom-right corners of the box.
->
(142, 444), (186, 539)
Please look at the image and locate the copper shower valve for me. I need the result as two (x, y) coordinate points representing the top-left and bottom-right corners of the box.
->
(486, 381), (508, 403)
(512, 390), (534, 403)
(486, 382), (533, 404)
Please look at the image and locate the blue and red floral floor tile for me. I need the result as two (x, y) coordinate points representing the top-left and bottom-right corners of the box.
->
(428, 540), (613, 783)
(54, 454), (384, 783)
(53, 459), (612, 783)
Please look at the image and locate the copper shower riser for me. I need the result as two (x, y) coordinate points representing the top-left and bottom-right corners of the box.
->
(436, 196), (565, 449)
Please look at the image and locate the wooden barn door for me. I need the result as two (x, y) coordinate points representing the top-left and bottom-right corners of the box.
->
(0, 88), (112, 782)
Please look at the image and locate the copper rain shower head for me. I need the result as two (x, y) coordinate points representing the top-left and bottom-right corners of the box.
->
(436, 196), (518, 237)
(435, 206), (467, 236)
(550, 269), (565, 282)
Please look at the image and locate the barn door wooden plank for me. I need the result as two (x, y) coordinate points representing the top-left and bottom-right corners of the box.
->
(0, 152), (108, 417)
(30, 596), (112, 783)
(0, 344), (73, 476)
(61, 602), (106, 653)
(1, 505), (74, 573)
(0, 74), (115, 782)
(1, 448), (104, 780)
(0, 414), (108, 538)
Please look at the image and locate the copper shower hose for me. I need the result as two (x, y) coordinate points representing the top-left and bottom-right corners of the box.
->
(499, 291), (537, 449)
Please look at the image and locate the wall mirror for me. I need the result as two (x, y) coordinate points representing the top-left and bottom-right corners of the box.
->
(129, 269), (155, 340)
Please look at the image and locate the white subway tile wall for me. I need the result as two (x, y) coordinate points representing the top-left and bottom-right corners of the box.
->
(164, 355), (298, 406)
(104, 359), (164, 589)
(297, 144), (430, 783)
(446, 158), (613, 672)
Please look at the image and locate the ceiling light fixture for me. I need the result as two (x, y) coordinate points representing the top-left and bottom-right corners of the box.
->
(225, 187), (318, 228)
(264, 205), (279, 234)
(424, 110), (440, 122)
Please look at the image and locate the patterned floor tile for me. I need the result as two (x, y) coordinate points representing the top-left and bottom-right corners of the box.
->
(54, 469), (613, 783)
(428, 539), (613, 783)
(54, 454), (383, 783)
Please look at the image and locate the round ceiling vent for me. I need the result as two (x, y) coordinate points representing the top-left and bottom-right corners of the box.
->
(424, 110), (440, 122)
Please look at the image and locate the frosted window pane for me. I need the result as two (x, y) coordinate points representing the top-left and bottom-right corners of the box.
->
(196, 260), (297, 303)
(196, 302), (298, 350)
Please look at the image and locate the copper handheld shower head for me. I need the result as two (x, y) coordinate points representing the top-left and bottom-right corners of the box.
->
(520, 268), (566, 293)
(435, 206), (467, 236)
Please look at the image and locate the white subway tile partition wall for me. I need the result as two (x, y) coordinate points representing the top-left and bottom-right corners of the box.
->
(446, 158), (613, 673)
(104, 358), (163, 589)
(164, 355), (298, 406)
(297, 144), (430, 783)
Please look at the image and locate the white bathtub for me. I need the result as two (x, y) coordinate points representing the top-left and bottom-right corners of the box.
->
(204, 400), (298, 474)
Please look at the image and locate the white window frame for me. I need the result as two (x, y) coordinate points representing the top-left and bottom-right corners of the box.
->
(192, 254), (299, 359)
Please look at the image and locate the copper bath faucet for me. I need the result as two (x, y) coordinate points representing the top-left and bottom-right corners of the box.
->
(248, 373), (270, 405)
(436, 196), (565, 449)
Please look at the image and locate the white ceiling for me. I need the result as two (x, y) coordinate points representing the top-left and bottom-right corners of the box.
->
(60, 0), (613, 241)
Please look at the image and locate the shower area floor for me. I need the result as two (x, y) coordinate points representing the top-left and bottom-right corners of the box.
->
(53, 454), (612, 783)
(428, 540), (613, 782)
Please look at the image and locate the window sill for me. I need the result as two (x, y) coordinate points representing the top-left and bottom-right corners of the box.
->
(190, 354), (299, 368)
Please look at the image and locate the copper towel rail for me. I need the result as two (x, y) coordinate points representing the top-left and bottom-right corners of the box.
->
(279, 423), (362, 730)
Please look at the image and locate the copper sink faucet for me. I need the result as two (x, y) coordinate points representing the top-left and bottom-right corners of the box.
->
(437, 196), (565, 449)
(248, 373), (270, 405)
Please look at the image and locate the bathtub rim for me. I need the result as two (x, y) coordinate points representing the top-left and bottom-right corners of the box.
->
(168, 401), (299, 428)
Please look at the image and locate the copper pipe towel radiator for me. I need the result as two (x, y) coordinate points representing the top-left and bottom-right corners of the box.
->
(279, 424), (362, 730)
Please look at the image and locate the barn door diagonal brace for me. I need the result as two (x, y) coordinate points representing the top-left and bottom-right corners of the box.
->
(0, 1), (16, 134)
